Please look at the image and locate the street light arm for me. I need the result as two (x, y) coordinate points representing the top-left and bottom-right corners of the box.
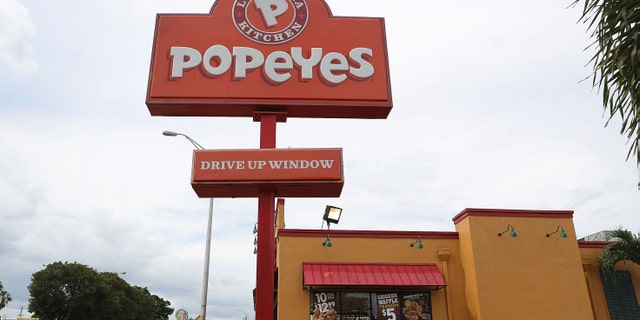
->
(182, 134), (205, 150)
(162, 130), (205, 150)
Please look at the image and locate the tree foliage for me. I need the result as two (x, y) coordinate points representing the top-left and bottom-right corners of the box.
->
(28, 262), (173, 320)
(573, 0), (640, 167)
(598, 228), (640, 280)
(0, 281), (12, 311)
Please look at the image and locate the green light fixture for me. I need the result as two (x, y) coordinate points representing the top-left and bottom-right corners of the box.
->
(410, 236), (424, 249)
(322, 235), (332, 247)
(498, 224), (517, 237)
(546, 225), (568, 238)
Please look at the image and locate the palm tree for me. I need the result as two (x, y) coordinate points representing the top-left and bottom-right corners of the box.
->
(573, 0), (640, 169)
(599, 228), (640, 279)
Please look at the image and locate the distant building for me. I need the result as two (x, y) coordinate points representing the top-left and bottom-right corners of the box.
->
(581, 230), (614, 242)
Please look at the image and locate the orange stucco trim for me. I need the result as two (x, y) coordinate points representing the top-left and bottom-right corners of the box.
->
(452, 208), (574, 224)
(578, 240), (610, 248)
(278, 229), (459, 239)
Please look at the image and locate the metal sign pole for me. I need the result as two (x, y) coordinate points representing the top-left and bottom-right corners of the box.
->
(255, 112), (281, 320)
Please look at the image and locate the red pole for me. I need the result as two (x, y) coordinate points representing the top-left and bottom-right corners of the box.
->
(255, 112), (281, 320)
(256, 190), (275, 319)
(258, 113), (277, 149)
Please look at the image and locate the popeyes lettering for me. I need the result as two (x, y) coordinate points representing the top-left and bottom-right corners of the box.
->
(170, 45), (375, 84)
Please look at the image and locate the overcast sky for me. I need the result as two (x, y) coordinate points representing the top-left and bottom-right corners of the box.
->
(1, 0), (639, 319)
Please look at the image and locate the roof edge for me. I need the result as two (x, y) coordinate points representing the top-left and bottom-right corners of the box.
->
(578, 240), (610, 248)
(278, 229), (458, 239)
(452, 208), (574, 224)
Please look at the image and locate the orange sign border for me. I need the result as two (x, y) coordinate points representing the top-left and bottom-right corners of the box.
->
(146, 0), (393, 119)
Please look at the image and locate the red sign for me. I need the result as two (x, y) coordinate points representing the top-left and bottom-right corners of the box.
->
(191, 148), (344, 197)
(146, 0), (392, 119)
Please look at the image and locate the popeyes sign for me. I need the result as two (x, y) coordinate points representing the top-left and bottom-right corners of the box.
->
(146, 0), (392, 119)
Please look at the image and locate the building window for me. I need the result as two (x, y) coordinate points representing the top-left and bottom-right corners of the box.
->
(311, 291), (432, 320)
(601, 270), (640, 319)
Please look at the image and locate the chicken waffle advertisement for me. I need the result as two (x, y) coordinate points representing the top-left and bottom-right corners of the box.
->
(399, 293), (431, 320)
(377, 293), (431, 320)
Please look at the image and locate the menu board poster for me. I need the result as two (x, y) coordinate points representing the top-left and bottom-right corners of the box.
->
(400, 293), (431, 320)
(311, 292), (338, 320)
(376, 293), (400, 320)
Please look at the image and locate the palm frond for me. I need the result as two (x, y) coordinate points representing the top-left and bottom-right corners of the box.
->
(575, 0), (640, 167)
(599, 228), (640, 281)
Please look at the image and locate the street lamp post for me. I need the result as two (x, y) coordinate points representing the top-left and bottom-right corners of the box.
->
(163, 130), (213, 320)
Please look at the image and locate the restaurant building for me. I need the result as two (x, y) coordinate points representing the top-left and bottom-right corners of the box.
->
(272, 202), (640, 319)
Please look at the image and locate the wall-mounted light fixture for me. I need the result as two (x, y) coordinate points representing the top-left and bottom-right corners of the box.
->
(497, 224), (517, 237)
(322, 235), (332, 247)
(546, 225), (568, 238)
(323, 205), (342, 230)
(410, 236), (424, 249)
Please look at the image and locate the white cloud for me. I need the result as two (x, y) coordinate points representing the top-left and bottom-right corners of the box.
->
(0, 0), (639, 319)
(0, 0), (37, 78)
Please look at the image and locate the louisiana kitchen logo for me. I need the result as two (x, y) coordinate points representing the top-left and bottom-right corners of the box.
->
(146, 0), (393, 119)
(171, 0), (371, 85)
(232, 0), (309, 45)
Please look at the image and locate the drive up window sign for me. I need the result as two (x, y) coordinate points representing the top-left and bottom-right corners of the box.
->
(191, 148), (344, 197)
(146, 0), (392, 119)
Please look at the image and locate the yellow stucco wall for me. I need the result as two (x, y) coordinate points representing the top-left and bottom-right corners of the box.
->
(276, 230), (469, 320)
(454, 216), (481, 319)
(580, 246), (611, 320)
(454, 210), (594, 319)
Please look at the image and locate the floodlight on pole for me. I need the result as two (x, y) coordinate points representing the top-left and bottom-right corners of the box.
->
(163, 130), (212, 320)
(322, 205), (342, 230)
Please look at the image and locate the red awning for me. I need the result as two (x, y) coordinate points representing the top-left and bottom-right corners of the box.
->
(302, 263), (446, 290)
